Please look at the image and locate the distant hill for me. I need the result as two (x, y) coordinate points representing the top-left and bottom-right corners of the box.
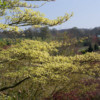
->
(0, 27), (100, 38)
(55, 27), (100, 38)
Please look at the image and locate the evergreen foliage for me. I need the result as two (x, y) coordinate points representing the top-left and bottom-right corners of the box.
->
(94, 44), (99, 51)
(88, 44), (93, 52)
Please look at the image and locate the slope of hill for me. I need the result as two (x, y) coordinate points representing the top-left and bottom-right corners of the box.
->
(57, 27), (100, 38)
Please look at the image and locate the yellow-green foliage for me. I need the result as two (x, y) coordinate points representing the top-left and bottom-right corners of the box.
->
(0, 0), (73, 31)
(0, 40), (100, 99)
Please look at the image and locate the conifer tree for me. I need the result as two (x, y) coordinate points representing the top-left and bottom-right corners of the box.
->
(94, 44), (99, 51)
(88, 44), (93, 52)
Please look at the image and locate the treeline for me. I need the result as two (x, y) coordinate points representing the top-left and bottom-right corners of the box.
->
(0, 26), (100, 39)
(58, 27), (100, 38)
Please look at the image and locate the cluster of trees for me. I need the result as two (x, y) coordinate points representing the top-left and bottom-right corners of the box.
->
(81, 43), (99, 54)
(58, 27), (100, 39)
(23, 27), (51, 40)
(1, 26), (100, 55)
(0, 0), (100, 100)
(0, 26), (100, 56)
(88, 44), (99, 52)
(81, 35), (100, 54)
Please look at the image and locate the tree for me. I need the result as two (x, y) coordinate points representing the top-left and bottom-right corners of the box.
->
(94, 44), (99, 51)
(0, 0), (73, 31)
(39, 26), (51, 40)
(88, 44), (93, 52)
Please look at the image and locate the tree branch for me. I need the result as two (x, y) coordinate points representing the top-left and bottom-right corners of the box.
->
(0, 77), (30, 92)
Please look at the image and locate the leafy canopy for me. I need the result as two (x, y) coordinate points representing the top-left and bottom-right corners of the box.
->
(0, 40), (100, 99)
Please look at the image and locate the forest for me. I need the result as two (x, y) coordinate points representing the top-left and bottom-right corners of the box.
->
(0, 0), (100, 100)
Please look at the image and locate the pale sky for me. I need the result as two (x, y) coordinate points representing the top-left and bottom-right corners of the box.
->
(30, 0), (100, 29)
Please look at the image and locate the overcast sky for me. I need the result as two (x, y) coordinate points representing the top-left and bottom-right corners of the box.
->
(30, 0), (100, 29)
